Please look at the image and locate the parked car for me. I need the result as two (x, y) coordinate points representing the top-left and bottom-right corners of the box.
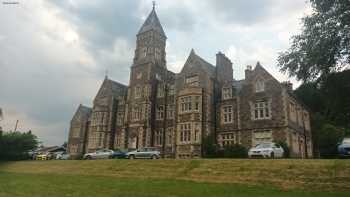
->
(111, 149), (127, 159)
(338, 138), (350, 158)
(248, 142), (284, 158)
(56, 152), (70, 160)
(83, 149), (114, 160)
(36, 152), (53, 160)
(126, 147), (160, 159)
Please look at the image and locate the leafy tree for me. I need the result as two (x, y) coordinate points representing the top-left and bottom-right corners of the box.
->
(317, 123), (345, 158)
(0, 131), (39, 161)
(294, 70), (350, 157)
(278, 0), (350, 82)
(202, 134), (217, 158)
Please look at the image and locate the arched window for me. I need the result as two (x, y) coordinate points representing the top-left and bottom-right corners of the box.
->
(255, 79), (265, 92)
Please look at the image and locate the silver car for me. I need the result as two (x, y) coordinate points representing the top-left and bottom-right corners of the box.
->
(248, 142), (284, 158)
(83, 149), (114, 160)
(126, 147), (160, 159)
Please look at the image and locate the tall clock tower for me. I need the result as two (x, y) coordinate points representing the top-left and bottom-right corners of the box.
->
(125, 5), (168, 149)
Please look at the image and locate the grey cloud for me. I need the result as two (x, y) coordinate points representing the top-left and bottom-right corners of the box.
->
(48, 0), (140, 52)
(205, 0), (307, 26)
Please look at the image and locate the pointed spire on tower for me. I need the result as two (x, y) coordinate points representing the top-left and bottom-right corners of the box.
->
(105, 69), (109, 79)
(138, 2), (166, 37)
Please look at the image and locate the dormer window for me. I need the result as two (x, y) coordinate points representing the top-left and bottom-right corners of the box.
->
(222, 87), (232, 100)
(255, 79), (265, 93)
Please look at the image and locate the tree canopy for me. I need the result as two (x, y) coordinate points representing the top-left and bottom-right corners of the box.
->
(294, 70), (350, 157)
(278, 0), (350, 82)
(0, 131), (39, 161)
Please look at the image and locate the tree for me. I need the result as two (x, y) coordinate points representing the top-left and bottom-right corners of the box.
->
(317, 123), (345, 158)
(0, 131), (39, 161)
(295, 70), (350, 128)
(294, 70), (350, 157)
(278, 0), (350, 82)
(202, 134), (217, 158)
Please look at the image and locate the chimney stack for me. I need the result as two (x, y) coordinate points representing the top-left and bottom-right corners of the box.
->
(245, 65), (253, 79)
(282, 81), (293, 92)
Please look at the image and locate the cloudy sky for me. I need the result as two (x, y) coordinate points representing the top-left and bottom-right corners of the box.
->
(0, 0), (312, 146)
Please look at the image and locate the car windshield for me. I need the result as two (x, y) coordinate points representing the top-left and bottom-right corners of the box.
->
(255, 143), (273, 149)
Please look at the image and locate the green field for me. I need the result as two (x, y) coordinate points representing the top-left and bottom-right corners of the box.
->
(0, 159), (350, 197)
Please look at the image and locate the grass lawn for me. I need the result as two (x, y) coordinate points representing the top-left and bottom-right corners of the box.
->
(0, 159), (350, 197)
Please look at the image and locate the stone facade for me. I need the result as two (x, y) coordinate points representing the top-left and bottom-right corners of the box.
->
(67, 7), (312, 158)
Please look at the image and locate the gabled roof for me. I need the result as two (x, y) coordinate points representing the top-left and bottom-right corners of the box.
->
(95, 77), (128, 100)
(72, 104), (92, 123)
(138, 8), (166, 37)
(108, 78), (128, 97)
(37, 146), (66, 153)
(182, 49), (216, 77)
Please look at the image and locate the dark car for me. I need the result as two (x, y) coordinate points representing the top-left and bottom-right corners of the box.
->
(338, 138), (350, 158)
(111, 149), (127, 159)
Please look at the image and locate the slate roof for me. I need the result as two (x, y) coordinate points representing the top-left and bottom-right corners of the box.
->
(107, 78), (128, 97)
(37, 146), (66, 153)
(233, 79), (245, 92)
(138, 8), (166, 37)
(78, 104), (92, 118)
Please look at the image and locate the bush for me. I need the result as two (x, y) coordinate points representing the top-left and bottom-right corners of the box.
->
(0, 131), (39, 161)
(318, 123), (344, 158)
(222, 144), (248, 158)
(202, 134), (217, 158)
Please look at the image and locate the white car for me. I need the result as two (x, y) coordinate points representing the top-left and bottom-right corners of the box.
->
(248, 142), (284, 158)
(83, 149), (114, 160)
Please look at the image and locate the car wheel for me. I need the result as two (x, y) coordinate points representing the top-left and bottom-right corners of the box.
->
(270, 152), (275, 159)
(86, 156), (92, 160)
(151, 155), (157, 160)
(129, 155), (135, 159)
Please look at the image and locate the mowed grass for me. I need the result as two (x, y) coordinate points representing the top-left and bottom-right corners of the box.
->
(0, 159), (350, 197)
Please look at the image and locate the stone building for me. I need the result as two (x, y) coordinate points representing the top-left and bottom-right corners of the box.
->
(67, 6), (312, 159)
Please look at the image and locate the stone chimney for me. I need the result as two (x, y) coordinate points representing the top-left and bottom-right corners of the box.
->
(282, 81), (293, 92)
(245, 65), (253, 79)
(216, 52), (233, 84)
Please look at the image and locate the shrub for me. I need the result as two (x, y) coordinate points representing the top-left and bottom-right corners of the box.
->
(222, 144), (248, 158)
(0, 131), (39, 161)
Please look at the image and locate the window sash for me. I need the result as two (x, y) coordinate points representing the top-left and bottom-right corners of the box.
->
(253, 101), (270, 120)
(222, 106), (233, 123)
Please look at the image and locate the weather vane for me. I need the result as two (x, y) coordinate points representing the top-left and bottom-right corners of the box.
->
(152, 1), (156, 9)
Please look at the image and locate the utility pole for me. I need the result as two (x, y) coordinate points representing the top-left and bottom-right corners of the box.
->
(14, 120), (19, 132)
(0, 108), (3, 135)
